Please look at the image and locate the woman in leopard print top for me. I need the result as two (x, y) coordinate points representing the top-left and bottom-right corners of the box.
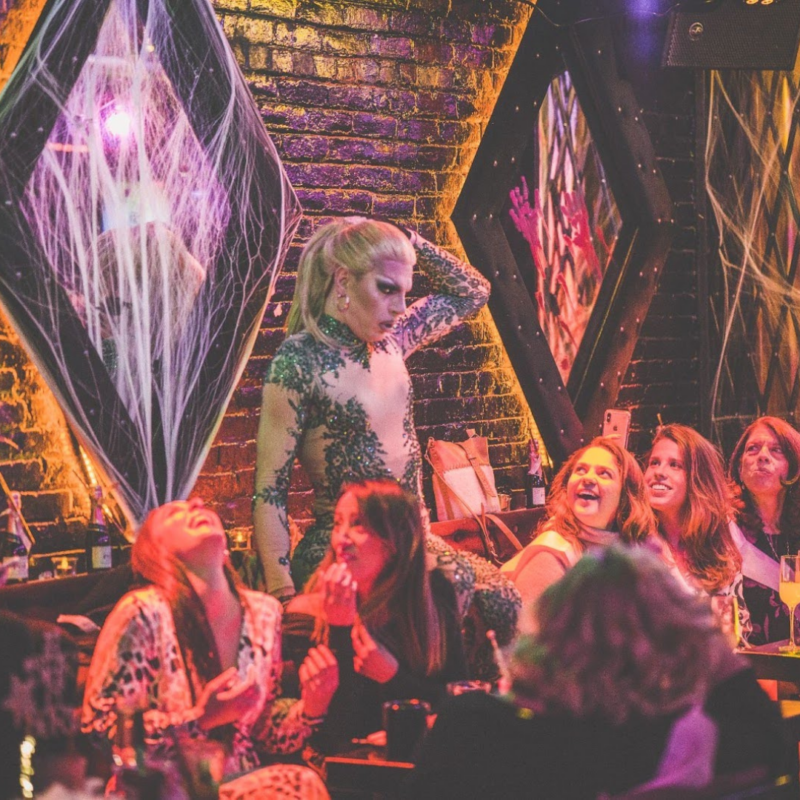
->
(81, 499), (338, 779)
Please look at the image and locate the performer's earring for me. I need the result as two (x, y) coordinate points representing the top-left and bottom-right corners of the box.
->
(336, 292), (350, 312)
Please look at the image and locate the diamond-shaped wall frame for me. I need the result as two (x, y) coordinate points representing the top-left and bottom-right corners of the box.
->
(453, 14), (673, 464)
(0, 0), (301, 523)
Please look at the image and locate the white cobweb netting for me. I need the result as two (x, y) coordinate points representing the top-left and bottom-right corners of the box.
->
(705, 67), (800, 448)
(0, 0), (301, 524)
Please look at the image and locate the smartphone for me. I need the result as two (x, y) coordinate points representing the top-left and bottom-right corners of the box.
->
(602, 408), (631, 448)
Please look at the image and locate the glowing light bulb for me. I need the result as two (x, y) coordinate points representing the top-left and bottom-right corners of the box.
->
(105, 108), (132, 138)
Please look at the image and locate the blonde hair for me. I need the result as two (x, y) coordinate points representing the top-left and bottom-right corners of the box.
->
(286, 217), (415, 345)
(510, 545), (723, 724)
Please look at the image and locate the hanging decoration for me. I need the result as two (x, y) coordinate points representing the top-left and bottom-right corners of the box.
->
(706, 67), (800, 443)
(0, 0), (301, 524)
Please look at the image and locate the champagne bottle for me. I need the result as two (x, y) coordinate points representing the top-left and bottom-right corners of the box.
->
(526, 437), (547, 508)
(86, 485), (112, 572)
(1, 491), (30, 583)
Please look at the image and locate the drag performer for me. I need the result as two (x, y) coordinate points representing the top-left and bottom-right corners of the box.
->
(253, 217), (520, 673)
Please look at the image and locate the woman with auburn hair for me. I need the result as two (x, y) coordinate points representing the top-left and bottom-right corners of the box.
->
(645, 424), (743, 595)
(501, 436), (656, 608)
(730, 416), (800, 644)
(82, 499), (337, 792)
(408, 547), (794, 800)
(283, 478), (466, 753)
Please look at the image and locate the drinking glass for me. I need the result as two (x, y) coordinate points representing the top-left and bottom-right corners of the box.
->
(709, 595), (740, 648)
(779, 555), (800, 653)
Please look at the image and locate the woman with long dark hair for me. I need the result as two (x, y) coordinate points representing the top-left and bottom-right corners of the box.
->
(645, 424), (742, 594)
(82, 498), (337, 789)
(283, 478), (466, 753)
(730, 416), (800, 644)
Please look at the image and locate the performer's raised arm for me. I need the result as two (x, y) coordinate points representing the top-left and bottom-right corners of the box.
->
(396, 230), (490, 358)
(253, 339), (310, 600)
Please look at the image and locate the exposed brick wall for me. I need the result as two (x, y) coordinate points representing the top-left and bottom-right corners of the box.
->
(0, 0), (45, 85)
(0, 1), (706, 551)
(0, 321), (89, 550)
(200, 0), (539, 535)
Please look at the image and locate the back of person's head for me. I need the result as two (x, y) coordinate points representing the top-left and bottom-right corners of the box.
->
(509, 545), (722, 724)
(286, 217), (414, 342)
(647, 424), (740, 591)
(544, 436), (655, 544)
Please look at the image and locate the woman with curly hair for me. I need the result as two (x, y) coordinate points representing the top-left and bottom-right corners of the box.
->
(283, 478), (466, 753)
(408, 547), (794, 799)
(82, 499), (337, 793)
(730, 416), (800, 644)
(501, 436), (656, 607)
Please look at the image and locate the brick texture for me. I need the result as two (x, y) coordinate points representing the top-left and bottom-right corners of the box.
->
(0, 1), (704, 551)
(616, 37), (699, 458)
(203, 0), (536, 535)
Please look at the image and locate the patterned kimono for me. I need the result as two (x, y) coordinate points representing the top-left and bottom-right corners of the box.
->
(253, 232), (521, 670)
(81, 586), (316, 774)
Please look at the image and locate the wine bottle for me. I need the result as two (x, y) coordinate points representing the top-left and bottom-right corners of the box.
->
(86, 485), (112, 572)
(526, 437), (547, 508)
(1, 491), (30, 583)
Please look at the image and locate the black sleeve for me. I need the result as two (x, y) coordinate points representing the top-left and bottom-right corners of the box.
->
(402, 694), (500, 800)
(382, 571), (468, 707)
(313, 624), (363, 753)
(705, 668), (798, 782)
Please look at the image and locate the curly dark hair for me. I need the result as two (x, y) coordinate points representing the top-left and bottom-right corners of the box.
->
(509, 545), (727, 724)
(535, 437), (656, 545)
(646, 424), (741, 593)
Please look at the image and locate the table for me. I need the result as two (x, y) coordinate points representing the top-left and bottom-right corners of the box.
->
(737, 642), (800, 684)
(325, 744), (414, 799)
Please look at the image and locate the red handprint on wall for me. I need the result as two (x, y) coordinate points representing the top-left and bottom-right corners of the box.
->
(509, 176), (615, 382)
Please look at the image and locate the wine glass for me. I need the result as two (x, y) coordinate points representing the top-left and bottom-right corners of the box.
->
(779, 555), (800, 653)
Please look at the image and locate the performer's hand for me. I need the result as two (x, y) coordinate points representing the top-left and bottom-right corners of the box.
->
(352, 620), (398, 684)
(322, 562), (358, 626)
(300, 644), (339, 718)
